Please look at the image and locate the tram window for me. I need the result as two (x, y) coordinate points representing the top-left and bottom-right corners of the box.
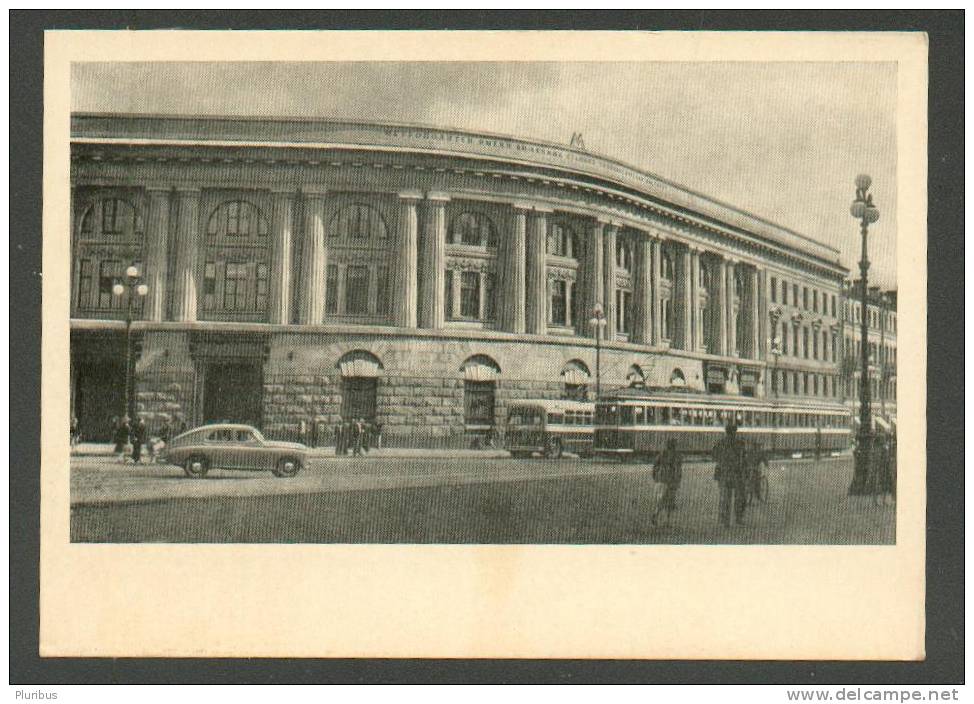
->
(680, 408), (691, 424)
(660, 407), (670, 424)
(565, 411), (575, 425)
(621, 406), (635, 425)
(692, 410), (702, 426)
(646, 406), (656, 423)
(634, 406), (645, 424)
(548, 413), (563, 425)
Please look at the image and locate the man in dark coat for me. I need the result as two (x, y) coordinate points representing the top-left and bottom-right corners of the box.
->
(334, 420), (344, 456)
(651, 439), (683, 526)
(131, 416), (147, 464)
(712, 422), (747, 527)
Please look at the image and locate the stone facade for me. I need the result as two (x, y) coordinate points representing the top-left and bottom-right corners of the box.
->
(69, 113), (848, 443)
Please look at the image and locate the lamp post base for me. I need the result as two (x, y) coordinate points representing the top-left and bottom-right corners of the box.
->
(849, 431), (873, 495)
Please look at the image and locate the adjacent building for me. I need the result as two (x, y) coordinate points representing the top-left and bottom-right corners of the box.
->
(840, 281), (897, 430)
(70, 113), (849, 444)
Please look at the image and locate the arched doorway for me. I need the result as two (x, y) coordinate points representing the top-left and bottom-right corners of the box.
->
(337, 350), (383, 422)
(460, 355), (500, 437)
(670, 368), (687, 388)
(561, 359), (591, 400)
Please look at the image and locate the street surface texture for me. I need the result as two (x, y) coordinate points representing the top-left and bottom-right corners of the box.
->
(70, 454), (894, 544)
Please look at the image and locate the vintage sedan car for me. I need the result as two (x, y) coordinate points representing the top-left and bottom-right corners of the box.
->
(160, 423), (308, 478)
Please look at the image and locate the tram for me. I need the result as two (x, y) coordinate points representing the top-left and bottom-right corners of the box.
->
(593, 385), (852, 460)
(505, 399), (595, 459)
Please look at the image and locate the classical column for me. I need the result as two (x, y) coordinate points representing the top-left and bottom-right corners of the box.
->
(171, 187), (201, 322)
(502, 204), (528, 333)
(143, 187), (171, 322)
(298, 190), (327, 325)
(716, 258), (728, 356)
(633, 234), (652, 345)
(681, 247), (693, 351)
(692, 248), (704, 351)
(418, 194), (449, 329)
(727, 261), (738, 357)
(268, 189), (295, 325)
(751, 267), (762, 360)
(603, 223), (617, 340)
(525, 209), (548, 335)
(650, 237), (662, 345)
(393, 192), (421, 328)
(585, 220), (605, 332)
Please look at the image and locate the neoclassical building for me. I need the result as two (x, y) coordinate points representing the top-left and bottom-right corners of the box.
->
(70, 113), (849, 443)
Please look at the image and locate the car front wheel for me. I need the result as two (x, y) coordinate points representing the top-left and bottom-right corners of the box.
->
(183, 455), (210, 479)
(273, 456), (302, 478)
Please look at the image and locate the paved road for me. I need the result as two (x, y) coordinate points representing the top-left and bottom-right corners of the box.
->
(70, 454), (895, 544)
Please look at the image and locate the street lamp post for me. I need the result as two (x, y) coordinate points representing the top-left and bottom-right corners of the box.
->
(848, 174), (880, 495)
(589, 302), (607, 398)
(112, 265), (149, 422)
(768, 306), (782, 455)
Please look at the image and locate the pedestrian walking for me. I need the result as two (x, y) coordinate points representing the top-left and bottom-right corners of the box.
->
(352, 418), (364, 456)
(155, 416), (172, 461)
(361, 419), (372, 454)
(871, 432), (896, 506)
(712, 421), (747, 527)
(131, 416), (147, 464)
(374, 421), (383, 450)
(113, 416), (130, 462)
(333, 420), (344, 456)
(651, 439), (683, 526)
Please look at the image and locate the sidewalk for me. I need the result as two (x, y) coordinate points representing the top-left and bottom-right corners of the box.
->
(70, 442), (509, 460)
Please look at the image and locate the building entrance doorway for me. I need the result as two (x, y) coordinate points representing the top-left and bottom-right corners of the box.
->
(341, 377), (377, 422)
(74, 356), (125, 442)
(203, 361), (263, 427)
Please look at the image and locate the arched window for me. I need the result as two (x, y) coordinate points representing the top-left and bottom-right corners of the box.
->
(449, 212), (496, 248)
(461, 355), (500, 428)
(79, 197), (141, 239)
(328, 203), (388, 243)
(562, 360), (591, 400)
(337, 350), (383, 422)
(207, 200), (268, 238)
(670, 368), (687, 387)
(547, 222), (577, 258)
(627, 365), (646, 387)
(202, 199), (271, 320)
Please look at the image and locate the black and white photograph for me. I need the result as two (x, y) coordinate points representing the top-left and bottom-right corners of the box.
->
(32, 26), (936, 664)
(67, 60), (900, 546)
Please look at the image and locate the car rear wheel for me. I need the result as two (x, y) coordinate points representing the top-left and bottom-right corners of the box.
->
(273, 456), (302, 478)
(183, 455), (209, 479)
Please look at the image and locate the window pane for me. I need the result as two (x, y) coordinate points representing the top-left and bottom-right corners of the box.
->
(464, 380), (495, 425)
(551, 279), (567, 326)
(460, 271), (480, 318)
(375, 265), (389, 315)
(345, 265), (370, 315)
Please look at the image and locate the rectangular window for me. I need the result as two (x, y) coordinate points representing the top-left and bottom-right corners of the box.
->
(101, 200), (120, 234)
(223, 262), (248, 310)
(813, 289), (818, 313)
(770, 276), (777, 303)
(77, 258), (93, 308)
(255, 263), (269, 312)
(802, 287), (808, 310)
(793, 283), (799, 307)
(813, 375), (819, 395)
(326, 264), (339, 315)
(802, 328), (809, 359)
(345, 265), (370, 315)
(464, 380), (495, 426)
(97, 260), (120, 309)
(782, 282), (788, 305)
(203, 261), (216, 310)
(831, 295), (837, 317)
(793, 326), (799, 356)
(484, 273), (496, 322)
(551, 279), (568, 326)
(375, 265), (389, 316)
(780, 322), (788, 355)
(812, 331), (818, 359)
(460, 271), (480, 318)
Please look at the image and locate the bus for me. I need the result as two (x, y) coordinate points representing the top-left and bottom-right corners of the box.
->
(594, 386), (852, 461)
(505, 399), (595, 459)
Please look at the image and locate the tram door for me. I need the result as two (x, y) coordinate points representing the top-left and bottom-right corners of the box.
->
(341, 377), (377, 422)
(203, 361), (263, 427)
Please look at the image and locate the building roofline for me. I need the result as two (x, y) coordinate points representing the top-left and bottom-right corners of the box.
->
(71, 111), (842, 261)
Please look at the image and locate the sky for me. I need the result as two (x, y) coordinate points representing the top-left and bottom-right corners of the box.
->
(73, 61), (898, 287)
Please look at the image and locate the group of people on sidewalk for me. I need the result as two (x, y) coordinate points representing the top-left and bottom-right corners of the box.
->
(649, 422), (897, 529)
(71, 414), (187, 464)
(332, 418), (382, 457)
